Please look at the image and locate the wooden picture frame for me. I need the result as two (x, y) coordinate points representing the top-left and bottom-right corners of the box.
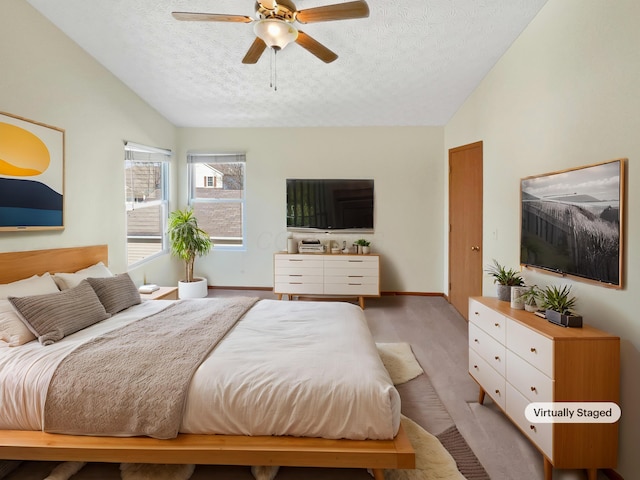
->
(0, 111), (65, 231)
(520, 158), (625, 288)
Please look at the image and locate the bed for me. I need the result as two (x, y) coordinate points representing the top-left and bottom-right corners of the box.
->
(0, 245), (414, 479)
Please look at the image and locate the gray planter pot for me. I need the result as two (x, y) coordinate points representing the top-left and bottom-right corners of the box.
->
(496, 285), (511, 302)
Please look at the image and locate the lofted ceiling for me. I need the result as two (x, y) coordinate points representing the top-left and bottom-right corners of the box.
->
(25, 0), (548, 128)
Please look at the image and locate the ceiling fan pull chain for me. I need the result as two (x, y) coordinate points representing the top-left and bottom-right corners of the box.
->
(274, 49), (278, 91)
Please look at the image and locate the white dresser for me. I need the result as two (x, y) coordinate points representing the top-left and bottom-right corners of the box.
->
(274, 253), (380, 309)
(468, 297), (619, 480)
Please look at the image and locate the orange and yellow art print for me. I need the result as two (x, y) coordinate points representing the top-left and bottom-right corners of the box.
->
(0, 112), (65, 230)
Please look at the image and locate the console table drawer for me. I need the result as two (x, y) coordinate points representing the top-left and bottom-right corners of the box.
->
(507, 320), (554, 378)
(469, 349), (506, 410)
(275, 266), (324, 276)
(324, 282), (379, 296)
(469, 298), (506, 344)
(275, 256), (324, 269)
(274, 282), (323, 295)
(469, 322), (506, 376)
(275, 274), (323, 284)
(507, 350), (554, 403)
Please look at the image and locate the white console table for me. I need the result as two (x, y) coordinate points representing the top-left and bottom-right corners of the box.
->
(273, 253), (380, 309)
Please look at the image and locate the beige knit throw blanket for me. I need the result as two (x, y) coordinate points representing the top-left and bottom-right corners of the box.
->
(44, 297), (259, 439)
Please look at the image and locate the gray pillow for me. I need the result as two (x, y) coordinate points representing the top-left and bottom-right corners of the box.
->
(86, 273), (141, 314)
(9, 280), (111, 346)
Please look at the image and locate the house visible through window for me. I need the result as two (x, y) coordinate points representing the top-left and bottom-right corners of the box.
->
(188, 152), (245, 247)
(125, 142), (170, 266)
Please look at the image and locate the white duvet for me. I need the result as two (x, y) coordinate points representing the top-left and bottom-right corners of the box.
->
(0, 299), (401, 440)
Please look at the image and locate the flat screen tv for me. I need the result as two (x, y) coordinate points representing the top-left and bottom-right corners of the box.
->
(286, 179), (374, 232)
(520, 159), (624, 288)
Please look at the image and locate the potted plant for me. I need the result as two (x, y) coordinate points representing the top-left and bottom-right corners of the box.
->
(168, 208), (213, 298)
(485, 259), (524, 302)
(354, 239), (371, 254)
(540, 284), (582, 327)
(520, 285), (542, 312)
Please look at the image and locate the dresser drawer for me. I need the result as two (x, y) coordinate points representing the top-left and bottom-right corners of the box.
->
(507, 350), (554, 403)
(275, 274), (324, 284)
(324, 282), (379, 296)
(274, 282), (324, 295)
(506, 383), (553, 460)
(469, 298), (506, 344)
(469, 322), (506, 376)
(507, 320), (554, 378)
(469, 349), (506, 410)
(275, 256), (324, 269)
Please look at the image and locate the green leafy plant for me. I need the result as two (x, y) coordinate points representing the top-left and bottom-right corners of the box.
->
(540, 285), (577, 315)
(521, 285), (542, 307)
(168, 208), (213, 283)
(354, 239), (370, 247)
(484, 259), (524, 286)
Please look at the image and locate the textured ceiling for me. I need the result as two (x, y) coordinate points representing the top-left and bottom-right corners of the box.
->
(25, 0), (547, 128)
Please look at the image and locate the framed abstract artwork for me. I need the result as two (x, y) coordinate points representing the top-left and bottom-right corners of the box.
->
(0, 111), (65, 231)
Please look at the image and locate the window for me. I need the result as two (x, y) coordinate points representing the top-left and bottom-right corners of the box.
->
(125, 142), (170, 266)
(188, 153), (245, 247)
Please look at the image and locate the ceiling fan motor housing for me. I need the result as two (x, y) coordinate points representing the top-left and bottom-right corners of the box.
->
(256, 0), (297, 23)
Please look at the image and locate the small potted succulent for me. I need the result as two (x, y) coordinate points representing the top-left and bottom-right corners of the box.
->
(520, 285), (543, 312)
(540, 284), (582, 328)
(354, 239), (371, 254)
(485, 259), (524, 302)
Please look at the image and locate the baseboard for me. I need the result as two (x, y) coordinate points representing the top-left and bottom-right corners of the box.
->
(603, 468), (624, 480)
(209, 286), (447, 297)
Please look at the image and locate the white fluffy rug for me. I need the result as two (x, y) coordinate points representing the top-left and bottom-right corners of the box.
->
(376, 342), (424, 385)
(385, 416), (465, 480)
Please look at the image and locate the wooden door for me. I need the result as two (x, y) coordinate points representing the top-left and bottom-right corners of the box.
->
(448, 141), (483, 320)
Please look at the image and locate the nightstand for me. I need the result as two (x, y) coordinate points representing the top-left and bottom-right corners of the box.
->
(140, 286), (178, 301)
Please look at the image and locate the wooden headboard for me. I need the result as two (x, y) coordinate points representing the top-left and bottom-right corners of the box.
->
(0, 245), (108, 284)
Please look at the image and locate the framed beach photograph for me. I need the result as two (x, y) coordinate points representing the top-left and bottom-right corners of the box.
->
(0, 111), (65, 231)
(520, 158), (625, 288)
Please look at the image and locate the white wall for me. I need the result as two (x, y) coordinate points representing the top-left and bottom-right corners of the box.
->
(0, 0), (176, 280)
(177, 127), (445, 292)
(445, 0), (640, 476)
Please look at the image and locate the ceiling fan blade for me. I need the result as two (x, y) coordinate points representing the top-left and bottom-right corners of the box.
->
(296, 31), (338, 63)
(172, 12), (253, 23)
(242, 37), (267, 64)
(296, 0), (369, 24)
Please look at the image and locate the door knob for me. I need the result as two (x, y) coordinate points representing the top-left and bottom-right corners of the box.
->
(471, 246), (480, 251)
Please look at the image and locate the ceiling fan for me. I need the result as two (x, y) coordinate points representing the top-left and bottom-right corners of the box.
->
(172, 0), (370, 64)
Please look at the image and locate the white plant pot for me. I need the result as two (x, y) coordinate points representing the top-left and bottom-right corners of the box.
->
(362, 246), (371, 254)
(178, 277), (208, 299)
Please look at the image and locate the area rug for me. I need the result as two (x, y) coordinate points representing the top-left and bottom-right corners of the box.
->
(376, 342), (424, 385)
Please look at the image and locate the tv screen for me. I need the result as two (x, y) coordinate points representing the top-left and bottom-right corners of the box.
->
(520, 159), (624, 287)
(286, 179), (374, 232)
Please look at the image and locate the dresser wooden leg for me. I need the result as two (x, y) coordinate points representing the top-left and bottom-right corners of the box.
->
(359, 296), (365, 309)
(371, 468), (384, 480)
(478, 387), (485, 405)
(586, 468), (598, 480)
(277, 293), (283, 301)
(543, 457), (552, 480)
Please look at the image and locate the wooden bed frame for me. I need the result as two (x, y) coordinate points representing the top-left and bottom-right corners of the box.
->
(0, 245), (415, 479)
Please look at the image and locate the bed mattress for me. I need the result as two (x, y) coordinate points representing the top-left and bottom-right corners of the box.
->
(0, 298), (401, 440)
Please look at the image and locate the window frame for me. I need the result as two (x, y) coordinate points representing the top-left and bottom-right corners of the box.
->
(187, 152), (246, 250)
(124, 142), (171, 266)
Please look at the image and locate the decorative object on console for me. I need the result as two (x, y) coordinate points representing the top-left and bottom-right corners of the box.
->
(539, 284), (582, 328)
(520, 285), (543, 313)
(509, 286), (527, 310)
(298, 239), (325, 253)
(521, 158), (625, 288)
(484, 259), (524, 302)
(168, 208), (213, 299)
(0, 111), (65, 231)
(354, 239), (371, 254)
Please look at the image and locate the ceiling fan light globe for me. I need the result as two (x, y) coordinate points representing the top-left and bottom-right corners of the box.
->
(254, 19), (298, 50)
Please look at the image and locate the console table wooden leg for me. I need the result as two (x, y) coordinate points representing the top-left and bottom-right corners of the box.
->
(586, 468), (598, 480)
(371, 468), (384, 480)
(359, 296), (365, 309)
(478, 387), (485, 405)
(543, 457), (552, 480)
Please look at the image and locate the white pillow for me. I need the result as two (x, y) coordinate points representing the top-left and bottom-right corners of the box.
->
(0, 300), (36, 346)
(0, 273), (60, 300)
(53, 262), (114, 290)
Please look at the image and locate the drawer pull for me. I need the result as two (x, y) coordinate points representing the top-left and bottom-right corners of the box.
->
(530, 425), (537, 432)
(494, 323), (500, 327)
(348, 260), (364, 263)
(474, 338), (479, 343)
(530, 347), (537, 353)
(289, 274), (302, 277)
(494, 356), (500, 361)
(348, 275), (364, 278)
(530, 386), (537, 392)
(494, 389), (501, 395)
(474, 311), (479, 316)
(473, 365), (478, 369)
(288, 259), (303, 262)
(348, 283), (363, 286)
